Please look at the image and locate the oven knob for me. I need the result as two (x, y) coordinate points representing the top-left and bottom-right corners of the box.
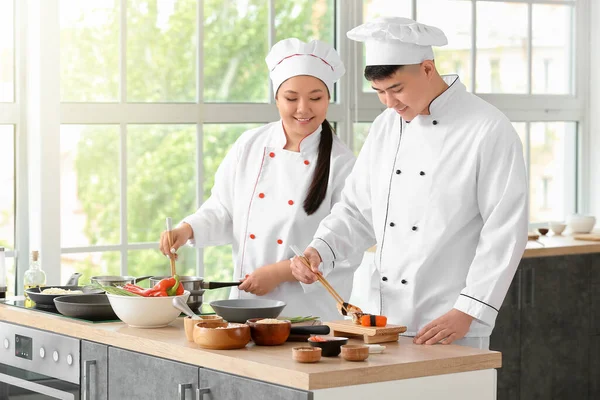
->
(53, 350), (59, 362)
(3, 338), (8, 349)
(67, 354), (73, 366)
(39, 347), (45, 358)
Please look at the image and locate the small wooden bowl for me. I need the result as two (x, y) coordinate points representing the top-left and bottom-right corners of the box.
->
(341, 344), (369, 362)
(246, 318), (291, 346)
(193, 323), (250, 350)
(537, 228), (549, 236)
(198, 315), (223, 322)
(184, 317), (225, 342)
(292, 347), (321, 363)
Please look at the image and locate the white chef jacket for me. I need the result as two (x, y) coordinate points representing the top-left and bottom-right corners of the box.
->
(183, 121), (360, 321)
(309, 75), (528, 337)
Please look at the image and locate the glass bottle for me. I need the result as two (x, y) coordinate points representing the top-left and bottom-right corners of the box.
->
(24, 251), (46, 306)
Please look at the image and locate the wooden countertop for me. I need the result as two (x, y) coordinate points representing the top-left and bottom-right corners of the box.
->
(367, 231), (600, 259)
(0, 304), (501, 391)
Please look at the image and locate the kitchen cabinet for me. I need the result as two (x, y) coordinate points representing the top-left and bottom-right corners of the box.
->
(81, 341), (108, 400)
(199, 368), (311, 400)
(592, 257), (600, 335)
(108, 347), (198, 400)
(489, 269), (521, 400)
(491, 254), (595, 400)
(591, 335), (600, 399)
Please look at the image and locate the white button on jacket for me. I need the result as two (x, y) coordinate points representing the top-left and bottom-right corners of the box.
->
(184, 121), (361, 321)
(310, 76), (528, 337)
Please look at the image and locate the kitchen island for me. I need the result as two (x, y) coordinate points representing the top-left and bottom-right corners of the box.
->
(0, 303), (500, 400)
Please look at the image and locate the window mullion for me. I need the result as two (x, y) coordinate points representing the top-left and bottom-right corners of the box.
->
(527, 2), (533, 94)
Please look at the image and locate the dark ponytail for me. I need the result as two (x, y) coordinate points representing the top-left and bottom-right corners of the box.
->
(303, 119), (334, 215)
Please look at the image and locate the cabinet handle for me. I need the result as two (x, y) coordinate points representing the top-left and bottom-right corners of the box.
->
(83, 360), (96, 400)
(530, 267), (535, 308)
(514, 269), (522, 310)
(178, 383), (193, 400)
(196, 387), (210, 400)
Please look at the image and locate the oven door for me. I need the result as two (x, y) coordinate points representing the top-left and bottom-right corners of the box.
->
(0, 364), (79, 400)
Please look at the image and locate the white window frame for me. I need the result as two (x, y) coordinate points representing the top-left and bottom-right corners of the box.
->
(8, 0), (595, 292)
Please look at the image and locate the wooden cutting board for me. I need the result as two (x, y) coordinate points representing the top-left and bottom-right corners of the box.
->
(573, 233), (600, 241)
(528, 232), (540, 240)
(325, 320), (407, 344)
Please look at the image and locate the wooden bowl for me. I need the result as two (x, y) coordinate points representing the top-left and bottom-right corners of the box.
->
(184, 317), (225, 341)
(193, 323), (250, 350)
(537, 228), (549, 236)
(341, 344), (369, 361)
(246, 318), (291, 346)
(292, 347), (321, 363)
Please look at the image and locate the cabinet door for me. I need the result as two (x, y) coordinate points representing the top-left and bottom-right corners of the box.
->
(490, 267), (522, 400)
(199, 368), (311, 400)
(520, 255), (591, 400)
(591, 255), (600, 335)
(591, 335), (600, 399)
(81, 341), (108, 400)
(108, 347), (198, 400)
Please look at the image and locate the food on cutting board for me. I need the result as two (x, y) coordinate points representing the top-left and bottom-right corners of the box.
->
(41, 288), (83, 295)
(360, 315), (387, 327)
(336, 302), (362, 316)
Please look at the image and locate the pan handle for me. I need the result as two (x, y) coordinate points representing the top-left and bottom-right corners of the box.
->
(202, 281), (242, 290)
(134, 276), (152, 284)
(290, 325), (331, 335)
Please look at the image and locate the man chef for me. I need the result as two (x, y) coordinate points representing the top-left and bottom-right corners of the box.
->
(290, 17), (528, 349)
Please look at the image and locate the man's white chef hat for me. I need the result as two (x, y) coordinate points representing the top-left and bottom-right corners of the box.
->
(347, 17), (448, 66)
(266, 38), (345, 97)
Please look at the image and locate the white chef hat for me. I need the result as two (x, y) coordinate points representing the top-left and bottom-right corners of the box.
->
(265, 38), (345, 97)
(347, 17), (448, 66)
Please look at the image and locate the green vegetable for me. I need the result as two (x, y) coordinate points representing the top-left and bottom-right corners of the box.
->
(166, 275), (180, 296)
(280, 316), (320, 324)
(94, 284), (142, 297)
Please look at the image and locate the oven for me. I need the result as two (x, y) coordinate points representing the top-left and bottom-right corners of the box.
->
(0, 322), (80, 400)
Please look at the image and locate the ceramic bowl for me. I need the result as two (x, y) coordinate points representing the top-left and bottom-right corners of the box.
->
(340, 344), (369, 361)
(246, 318), (291, 346)
(549, 222), (567, 235)
(292, 347), (321, 363)
(210, 299), (286, 323)
(106, 291), (190, 328)
(567, 215), (596, 234)
(193, 323), (251, 350)
(307, 336), (348, 357)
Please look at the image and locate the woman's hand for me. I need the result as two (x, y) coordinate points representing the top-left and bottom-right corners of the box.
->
(238, 264), (285, 296)
(159, 223), (193, 260)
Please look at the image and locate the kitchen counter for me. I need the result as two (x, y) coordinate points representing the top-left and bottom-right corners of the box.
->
(0, 302), (500, 398)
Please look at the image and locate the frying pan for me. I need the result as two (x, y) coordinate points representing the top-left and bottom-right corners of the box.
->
(90, 275), (151, 287)
(209, 299), (286, 323)
(150, 276), (241, 313)
(25, 286), (104, 309)
(53, 294), (118, 321)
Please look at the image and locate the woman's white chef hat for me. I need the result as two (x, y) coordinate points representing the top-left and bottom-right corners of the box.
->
(265, 38), (345, 97)
(347, 17), (448, 66)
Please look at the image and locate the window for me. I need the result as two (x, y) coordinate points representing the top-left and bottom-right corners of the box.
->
(356, 0), (582, 225)
(7, 0), (588, 295)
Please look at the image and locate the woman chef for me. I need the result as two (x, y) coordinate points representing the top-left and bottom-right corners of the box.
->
(291, 18), (529, 349)
(159, 38), (361, 321)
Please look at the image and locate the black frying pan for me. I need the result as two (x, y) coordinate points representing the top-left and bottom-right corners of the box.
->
(25, 286), (104, 309)
(53, 294), (118, 321)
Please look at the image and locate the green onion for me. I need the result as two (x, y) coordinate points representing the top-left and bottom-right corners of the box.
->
(93, 284), (141, 297)
(280, 316), (320, 323)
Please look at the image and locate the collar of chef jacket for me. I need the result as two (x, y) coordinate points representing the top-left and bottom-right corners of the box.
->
(428, 74), (463, 115)
(272, 120), (323, 153)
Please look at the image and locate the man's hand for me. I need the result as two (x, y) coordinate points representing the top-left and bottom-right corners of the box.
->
(290, 247), (322, 284)
(413, 309), (474, 345)
(238, 264), (283, 296)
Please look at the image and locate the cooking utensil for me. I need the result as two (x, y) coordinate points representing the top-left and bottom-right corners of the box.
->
(290, 245), (360, 315)
(209, 299), (286, 323)
(90, 275), (151, 287)
(149, 276), (240, 313)
(165, 217), (177, 276)
(172, 296), (200, 320)
(106, 291), (190, 328)
(25, 286), (104, 309)
(53, 294), (118, 321)
(287, 325), (331, 342)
